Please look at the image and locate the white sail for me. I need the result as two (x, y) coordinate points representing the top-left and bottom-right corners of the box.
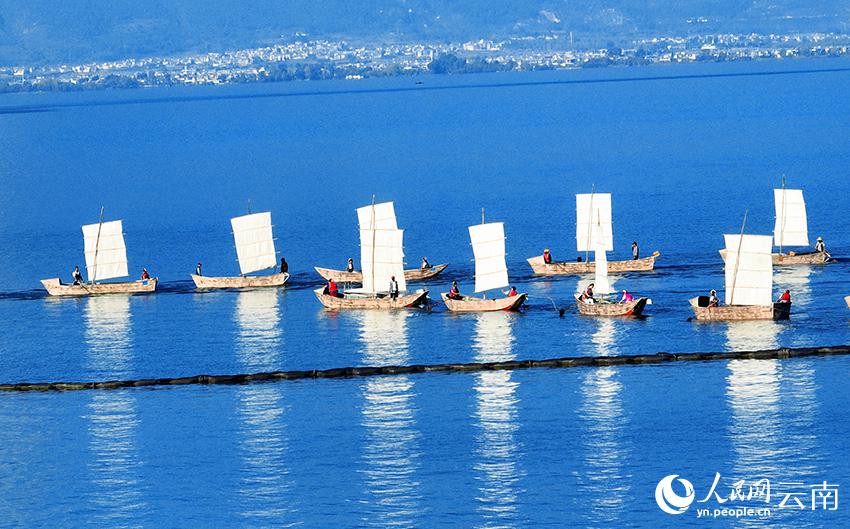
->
(773, 189), (809, 247)
(357, 202), (398, 231)
(594, 243), (613, 295)
(231, 212), (277, 275)
(576, 193), (614, 252)
(469, 222), (509, 293)
(360, 227), (406, 293)
(724, 234), (773, 306)
(82, 220), (128, 282)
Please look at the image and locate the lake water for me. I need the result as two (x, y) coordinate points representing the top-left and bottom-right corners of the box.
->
(1, 58), (849, 527)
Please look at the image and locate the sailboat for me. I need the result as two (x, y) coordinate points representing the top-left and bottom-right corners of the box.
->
(441, 213), (527, 312)
(191, 211), (289, 289)
(41, 209), (157, 296)
(691, 225), (791, 321)
(314, 204), (448, 284)
(720, 184), (830, 265)
(314, 201), (429, 309)
(527, 190), (659, 275)
(575, 216), (648, 317)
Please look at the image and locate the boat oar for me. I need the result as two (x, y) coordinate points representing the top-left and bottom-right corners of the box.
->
(542, 296), (566, 317)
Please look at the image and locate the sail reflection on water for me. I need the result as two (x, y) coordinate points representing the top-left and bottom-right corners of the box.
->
(578, 318), (628, 524)
(83, 295), (145, 526)
(472, 311), (524, 527)
(357, 310), (421, 528)
(232, 289), (295, 525)
(725, 322), (782, 480)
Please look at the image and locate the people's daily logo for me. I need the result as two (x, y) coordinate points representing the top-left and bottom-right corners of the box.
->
(655, 474), (695, 515)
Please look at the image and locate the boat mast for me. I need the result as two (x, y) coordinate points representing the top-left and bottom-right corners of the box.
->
(728, 209), (748, 306)
(90, 206), (105, 284)
(584, 184), (595, 264)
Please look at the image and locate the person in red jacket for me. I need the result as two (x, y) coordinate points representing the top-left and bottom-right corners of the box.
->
(777, 290), (791, 303)
(327, 278), (342, 298)
(140, 268), (150, 280)
(543, 248), (553, 264)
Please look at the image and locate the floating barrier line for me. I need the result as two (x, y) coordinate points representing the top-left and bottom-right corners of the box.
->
(2, 345), (849, 392)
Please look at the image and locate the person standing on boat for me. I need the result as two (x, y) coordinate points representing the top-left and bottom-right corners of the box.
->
(346, 258), (354, 273)
(195, 262), (203, 276)
(580, 283), (595, 303)
(280, 257), (288, 274)
(620, 289), (633, 303)
(447, 280), (462, 300)
(543, 248), (553, 264)
(777, 290), (791, 303)
(72, 266), (83, 285)
(708, 289), (720, 307)
(389, 276), (399, 300)
(632, 241), (640, 260)
(421, 256), (432, 270)
(141, 268), (150, 280)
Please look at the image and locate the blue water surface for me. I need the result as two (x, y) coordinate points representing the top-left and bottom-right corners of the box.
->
(1, 58), (850, 527)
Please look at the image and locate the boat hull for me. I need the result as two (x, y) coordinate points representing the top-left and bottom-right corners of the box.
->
(575, 297), (648, 317)
(314, 264), (447, 283)
(191, 273), (289, 289)
(719, 249), (830, 265)
(688, 297), (791, 321)
(527, 252), (659, 275)
(314, 288), (429, 309)
(441, 293), (527, 312)
(41, 277), (158, 297)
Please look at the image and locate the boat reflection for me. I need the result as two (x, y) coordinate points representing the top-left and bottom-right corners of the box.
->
(578, 321), (629, 525)
(234, 288), (282, 372)
(84, 295), (133, 378)
(85, 392), (146, 527)
(233, 289), (294, 525)
(773, 266), (812, 309)
(725, 320), (780, 352)
(472, 311), (523, 528)
(357, 310), (421, 528)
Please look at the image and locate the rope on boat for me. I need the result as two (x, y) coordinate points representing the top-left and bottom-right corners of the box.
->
(1, 345), (849, 392)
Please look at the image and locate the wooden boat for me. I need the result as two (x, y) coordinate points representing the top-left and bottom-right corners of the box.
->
(41, 277), (157, 297)
(527, 251), (659, 275)
(191, 272), (288, 289)
(576, 296), (648, 317)
(689, 297), (791, 321)
(442, 215), (526, 312)
(692, 222), (791, 321)
(314, 263), (448, 283)
(720, 183), (832, 266)
(720, 248), (829, 266)
(41, 208), (157, 297)
(191, 211), (288, 289)
(527, 189), (660, 275)
(441, 292), (527, 312)
(314, 288), (429, 309)
(316, 200), (428, 310)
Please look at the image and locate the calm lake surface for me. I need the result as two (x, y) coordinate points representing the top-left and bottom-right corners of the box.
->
(1, 58), (849, 527)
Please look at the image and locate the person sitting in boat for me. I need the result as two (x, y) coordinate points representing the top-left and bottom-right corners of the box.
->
(504, 286), (518, 297)
(708, 289), (720, 307)
(195, 262), (202, 276)
(620, 289), (633, 303)
(326, 278), (342, 298)
(447, 280), (463, 300)
(543, 249), (553, 264)
(632, 241), (640, 260)
(389, 276), (399, 300)
(580, 283), (595, 304)
(280, 257), (288, 274)
(141, 268), (150, 280)
(777, 290), (791, 303)
(72, 265), (83, 285)
(421, 256), (432, 270)
(346, 258), (354, 273)
(815, 236), (831, 258)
